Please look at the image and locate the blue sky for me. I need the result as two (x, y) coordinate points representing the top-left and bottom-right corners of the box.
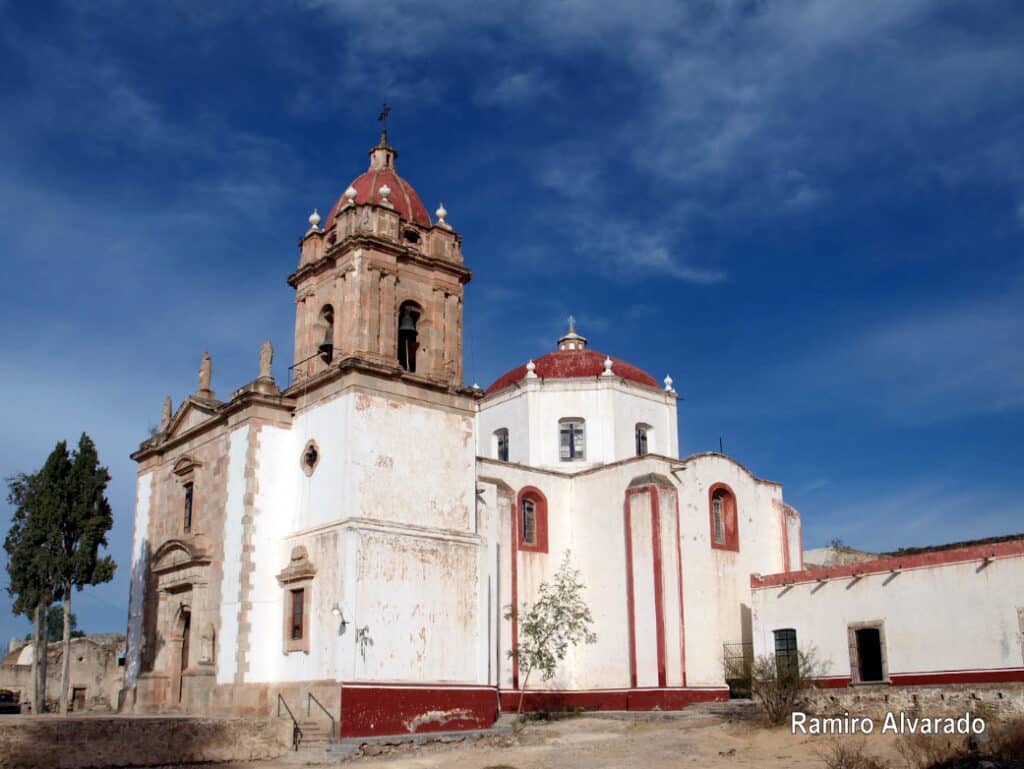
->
(1, 0), (1022, 640)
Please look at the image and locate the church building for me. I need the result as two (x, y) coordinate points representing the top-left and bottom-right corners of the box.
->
(122, 131), (1023, 737)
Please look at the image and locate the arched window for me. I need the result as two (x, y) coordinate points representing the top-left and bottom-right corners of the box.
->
(521, 499), (536, 544)
(516, 486), (548, 553)
(316, 305), (334, 363)
(494, 428), (510, 462)
(397, 301), (421, 372)
(709, 484), (739, 551)
(635, 423), (651, 456)
(559, 418), (585, 461)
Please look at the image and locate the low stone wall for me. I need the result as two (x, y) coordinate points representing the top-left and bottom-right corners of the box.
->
(0, 716), (292, 769)
(807, 683), (1024, 722)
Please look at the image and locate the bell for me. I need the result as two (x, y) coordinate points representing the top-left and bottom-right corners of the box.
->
(398, 309), (417, 332)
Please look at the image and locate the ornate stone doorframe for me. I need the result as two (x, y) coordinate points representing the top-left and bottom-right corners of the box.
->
(148, 539), (212, 710)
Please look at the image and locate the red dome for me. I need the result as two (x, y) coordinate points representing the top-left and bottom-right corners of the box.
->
(324, 136), (432, 228)
(486, 349), (660, 395)
(326, 168), (431, 228)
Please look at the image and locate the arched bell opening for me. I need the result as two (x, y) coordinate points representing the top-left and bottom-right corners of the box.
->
(397, 301), (422, 373)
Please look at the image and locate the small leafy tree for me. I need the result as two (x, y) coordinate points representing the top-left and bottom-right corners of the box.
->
(750, 646), (829, 724)
(504, 551), (597, 715)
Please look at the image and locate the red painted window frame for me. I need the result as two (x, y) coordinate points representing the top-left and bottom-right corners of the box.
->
(708, 483), (739, 552)
(516, 486), (549, 553)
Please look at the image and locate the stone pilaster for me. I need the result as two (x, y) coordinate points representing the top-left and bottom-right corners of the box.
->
(233, 425), (261, 685)
(379, 272), (397, 363)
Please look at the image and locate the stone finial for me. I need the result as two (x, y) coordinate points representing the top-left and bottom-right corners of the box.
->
(602, 356), (615, 376)
(436, 202), (451, 230)
(259, 340), (273, 380)
(664, 374), (675, 393)
(161, 396), (172, 431)
(344, 185), (357, 205)
(379, 184), (393, 207)
(525, 359), (538, 379)
(308, 208), (321, 231)
(198, 351), (214, 398)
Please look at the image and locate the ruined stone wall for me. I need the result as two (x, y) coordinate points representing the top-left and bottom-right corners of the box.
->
(807, 682), (1024, 721)
(0, 716), (291, 769)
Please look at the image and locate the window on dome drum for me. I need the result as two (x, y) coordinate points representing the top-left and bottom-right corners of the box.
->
(495, 428), (510, 462)
(290, 589), (305, 641)
(709, 485), (739, 551)
(397, 301), (421, 373)
(774, 628), (799, 683)
(559, 418), (586, 461)
(521, 499), (536, 545)
(317, 305), (334, 363)
(635, 423), (651, 456)
(183, 483), (194, 534)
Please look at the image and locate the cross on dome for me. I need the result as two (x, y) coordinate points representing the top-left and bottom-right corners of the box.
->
(557, 317), (588, 351)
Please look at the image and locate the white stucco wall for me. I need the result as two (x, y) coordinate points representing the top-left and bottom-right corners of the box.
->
(752, 553), (1024, 679)
(125, 471), (153, 686)
(475, 450), (788, 693)
(478, 379), (678, 469)
(677, 455), (785, 686)
(241, 386), (482, 687)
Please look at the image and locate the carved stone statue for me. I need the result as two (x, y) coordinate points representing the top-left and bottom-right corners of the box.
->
(199, 624), (215, 665)
(259, 340), (273, 379)
(198, 351), (212, 393)
(161, 396), (172, 431)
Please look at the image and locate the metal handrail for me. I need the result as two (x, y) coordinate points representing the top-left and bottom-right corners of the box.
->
(307, 692), (337, 741)
(277, 693), (301, 751)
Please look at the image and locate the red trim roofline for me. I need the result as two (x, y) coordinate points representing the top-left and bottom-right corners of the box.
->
(751, 536), (1024, 589)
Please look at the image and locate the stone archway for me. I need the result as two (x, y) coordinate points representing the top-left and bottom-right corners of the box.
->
(136, 539), (214, 711)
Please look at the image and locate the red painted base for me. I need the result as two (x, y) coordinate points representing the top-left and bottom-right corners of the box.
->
(812, 667), (1024, 689)
(339, 684), (498, 738)
(498, 687), (729, 713)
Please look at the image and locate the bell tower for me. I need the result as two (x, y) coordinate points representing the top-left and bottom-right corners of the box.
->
(287, 132), (471, 389)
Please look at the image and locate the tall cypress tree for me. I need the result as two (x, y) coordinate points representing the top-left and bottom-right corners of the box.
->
(4, 443), (69, 713)
(56, 434), (116, 714)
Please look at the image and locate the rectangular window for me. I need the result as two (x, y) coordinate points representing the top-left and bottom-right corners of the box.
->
(522, 500), (536, 545)
(773, 628), (799, 683)
(635, 426), (648, 456)
(290, 589), (304, 640)
(183, 483), (194, 533)
(712, 496), (725, 544)
(496, 430), (510, 462)
(559, 420), (585, 461)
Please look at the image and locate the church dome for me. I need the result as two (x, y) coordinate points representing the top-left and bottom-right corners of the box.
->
(324, 132), (432, 229)
(486, 323), (660, 395)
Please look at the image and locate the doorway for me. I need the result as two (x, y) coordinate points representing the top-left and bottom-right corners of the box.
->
(178, 609), (191, 703)
(850, 623), (886, 683)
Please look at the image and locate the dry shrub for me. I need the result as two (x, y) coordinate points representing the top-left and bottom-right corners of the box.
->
(987, 717), (1024, 764)
(750, 646), (830, 725)
(895, 733), (966, 769)
(820, 740), (891, 769)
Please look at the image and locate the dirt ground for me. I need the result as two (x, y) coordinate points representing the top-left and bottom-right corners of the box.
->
(252, 709), (910, 769)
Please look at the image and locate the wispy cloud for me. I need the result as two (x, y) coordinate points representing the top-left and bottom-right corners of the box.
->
(794, 285), (1024, 423)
